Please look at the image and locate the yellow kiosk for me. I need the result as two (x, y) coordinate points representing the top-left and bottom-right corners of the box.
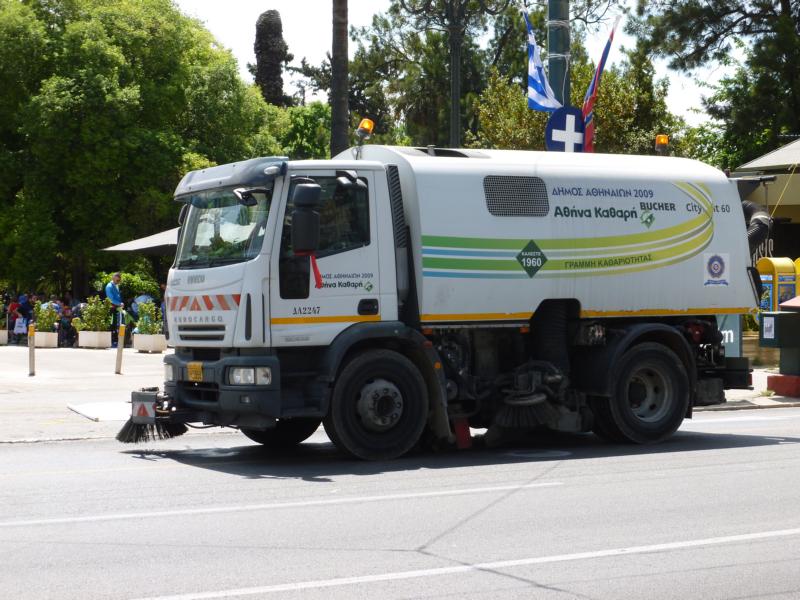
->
(757, 257), (797, 311)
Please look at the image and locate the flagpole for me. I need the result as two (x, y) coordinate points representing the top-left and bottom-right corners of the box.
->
(547, 0), (570, 105)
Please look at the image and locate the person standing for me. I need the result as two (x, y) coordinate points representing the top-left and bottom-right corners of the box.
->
(105, 273), (124, 347)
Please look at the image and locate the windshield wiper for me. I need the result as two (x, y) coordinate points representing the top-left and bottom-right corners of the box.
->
(207, 256), (246, 267)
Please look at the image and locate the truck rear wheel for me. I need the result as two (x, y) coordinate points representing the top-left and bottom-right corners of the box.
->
(241, 418), (322, 448)
(595, 342), (689, 444)
(324, 349), (429, 460)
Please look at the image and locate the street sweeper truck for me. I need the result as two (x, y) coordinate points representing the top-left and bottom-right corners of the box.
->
(121, 140), (758, 459)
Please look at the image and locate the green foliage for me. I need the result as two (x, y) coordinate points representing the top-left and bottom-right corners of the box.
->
(33, 301), (59, 332)
(636, 1), (800, 167)
(283, 102), (331, 159)
(73, 296), (112, 332)
(93, 271), (159, 301)
(135, 300), (162, 335)
(0, 301), (6, 328)
(470, 51), (685, 156)
(0, 0), (292, 293)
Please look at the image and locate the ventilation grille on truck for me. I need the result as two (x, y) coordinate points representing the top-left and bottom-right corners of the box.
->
(386, 165), (407, 248)
(178, 324), (225, 342)
(483, 176), (549, 217)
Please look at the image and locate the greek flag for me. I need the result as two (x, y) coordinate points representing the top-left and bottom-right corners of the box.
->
(523, 10), (561, 113)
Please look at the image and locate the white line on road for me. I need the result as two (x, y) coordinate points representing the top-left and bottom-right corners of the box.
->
(684, 415), (795, 425)
(132, 527), (800, 600)
(0, 481), (562, 528)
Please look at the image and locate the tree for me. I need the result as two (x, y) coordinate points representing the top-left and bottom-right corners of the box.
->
(330, 0), (350, 156)
(470, 38), (685, 156)
(251, 10), (293, 106)
(635, 0), (800, 165)
(397, 0), (512, 147)
(0, 0), (279, 295)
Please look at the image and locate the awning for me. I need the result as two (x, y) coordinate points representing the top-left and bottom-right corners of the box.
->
(102, 227), (179, 255)
(738, 138), (800, 171)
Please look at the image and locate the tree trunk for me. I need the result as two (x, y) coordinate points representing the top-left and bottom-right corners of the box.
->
(330, 0), (350, 157)
(448, 27), (462, 147)
(71, 256), (89, 301)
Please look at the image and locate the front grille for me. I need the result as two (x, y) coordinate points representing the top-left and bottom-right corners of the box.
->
(190, 348), (221, 361)
(178, 381), (219, 404)
(178, 324), (225, 342)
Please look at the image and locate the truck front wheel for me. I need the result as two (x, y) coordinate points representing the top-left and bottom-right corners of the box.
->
(241, 418), (322, 448)
(594, 342), (690, 444)
(324, 349), (429, 460)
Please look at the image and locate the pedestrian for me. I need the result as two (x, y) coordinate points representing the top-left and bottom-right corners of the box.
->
(12, 294), (33, 344)
(105, 273), (124, 347)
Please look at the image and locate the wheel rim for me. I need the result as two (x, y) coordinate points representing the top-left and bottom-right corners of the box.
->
(626, 364), (672, 423)
(356, 378), (404, 432)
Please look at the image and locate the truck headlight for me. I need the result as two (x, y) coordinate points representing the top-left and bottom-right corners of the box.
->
(164, 364), (175, 382)
(255, 367), (272, 385)
(228, 367), (272, 386)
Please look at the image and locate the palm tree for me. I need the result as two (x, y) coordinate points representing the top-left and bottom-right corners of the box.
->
(330, 0), (349, 156)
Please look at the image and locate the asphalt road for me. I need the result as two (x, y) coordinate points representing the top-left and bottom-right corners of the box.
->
(1, 409), (800, 600)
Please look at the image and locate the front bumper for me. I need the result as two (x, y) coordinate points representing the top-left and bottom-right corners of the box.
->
(163, 352), (284, 428)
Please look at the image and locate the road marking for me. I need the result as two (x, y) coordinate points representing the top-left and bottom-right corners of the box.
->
(504, 450), (573, 459)
(133, 527), (800, 600)
(685, 415), (794, 425)
(0, 482), (562, 528)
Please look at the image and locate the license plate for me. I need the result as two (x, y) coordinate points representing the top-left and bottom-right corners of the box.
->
(187, 362), (203, 382)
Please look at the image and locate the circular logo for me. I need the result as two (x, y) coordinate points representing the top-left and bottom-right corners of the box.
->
(707, 254), (725, 279)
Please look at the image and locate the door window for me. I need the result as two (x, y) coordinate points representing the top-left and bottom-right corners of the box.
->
(279, 177), (370, 299)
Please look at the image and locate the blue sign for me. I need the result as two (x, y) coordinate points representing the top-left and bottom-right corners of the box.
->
(545, 106), (585, 152)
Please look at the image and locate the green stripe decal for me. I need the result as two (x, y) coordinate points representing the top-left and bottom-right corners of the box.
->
(421, 182), (715, 278)
(423, 257), (520, 271)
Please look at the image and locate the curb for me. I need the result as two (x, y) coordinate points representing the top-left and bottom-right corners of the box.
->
(0, 428), (240, 445)
(696, 401), (800, 412)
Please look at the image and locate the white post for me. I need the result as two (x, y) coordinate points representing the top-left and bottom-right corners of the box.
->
(28, 323), (35, 377)
(115, 322), (126, 375)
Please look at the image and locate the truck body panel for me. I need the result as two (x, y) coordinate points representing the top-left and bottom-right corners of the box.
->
(348, 146), (755, 325)
(138, 146), (758, 459)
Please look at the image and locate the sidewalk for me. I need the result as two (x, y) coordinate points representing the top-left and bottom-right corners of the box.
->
(696, 367), (800, 412)
(1, 345), (798, 443)
(0, 345), (185, 443)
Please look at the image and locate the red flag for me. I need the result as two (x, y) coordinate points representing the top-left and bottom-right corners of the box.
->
(582, 17), (621, 153)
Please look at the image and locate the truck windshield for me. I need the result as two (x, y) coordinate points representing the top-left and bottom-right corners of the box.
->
(175, 187), (272, 269)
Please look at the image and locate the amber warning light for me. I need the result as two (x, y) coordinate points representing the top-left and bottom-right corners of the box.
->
(655, 133), (669, 155)
(357, 118), (375, 139)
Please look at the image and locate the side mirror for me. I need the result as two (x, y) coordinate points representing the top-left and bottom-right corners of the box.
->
(178, 204), (188, 225)
(291, 183), (322, 253)
(233, 187), (270, 207)
(335, 170), (368, 192)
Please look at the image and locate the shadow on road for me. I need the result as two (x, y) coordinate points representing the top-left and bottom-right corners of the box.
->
(119, 427), (800, 483)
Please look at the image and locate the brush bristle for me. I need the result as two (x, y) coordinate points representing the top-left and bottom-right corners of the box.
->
(115, 419), (188, 443)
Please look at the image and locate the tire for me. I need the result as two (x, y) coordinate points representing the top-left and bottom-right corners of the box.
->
(602, 342), (690, 444)
(241, 418), (322, 448)
(323, 349), (429, 460)
(588, 396), (626, 443)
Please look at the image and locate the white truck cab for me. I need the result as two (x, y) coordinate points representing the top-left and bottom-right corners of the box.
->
(136, 146), (757, 460)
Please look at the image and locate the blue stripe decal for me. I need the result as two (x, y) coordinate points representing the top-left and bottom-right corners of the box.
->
(423, 270), (529, 279)
(422, 249), (518, 258)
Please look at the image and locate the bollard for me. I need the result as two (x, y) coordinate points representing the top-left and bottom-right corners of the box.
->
(28, 322), (35, 377)
(115, 323), (126, 374)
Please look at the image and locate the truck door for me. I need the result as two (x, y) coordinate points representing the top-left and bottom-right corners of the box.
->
(269, 170), (381, 347)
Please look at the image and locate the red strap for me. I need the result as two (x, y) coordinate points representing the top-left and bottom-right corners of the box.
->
(295, 252), (323, 289)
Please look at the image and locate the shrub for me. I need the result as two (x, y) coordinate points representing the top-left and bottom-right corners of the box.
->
(33, 301), (59, 332)
(73, 296), (112, 331)
(93, 271), (160, 301)
(0, 302), (5, 328)
(136, 301), (162, 335)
